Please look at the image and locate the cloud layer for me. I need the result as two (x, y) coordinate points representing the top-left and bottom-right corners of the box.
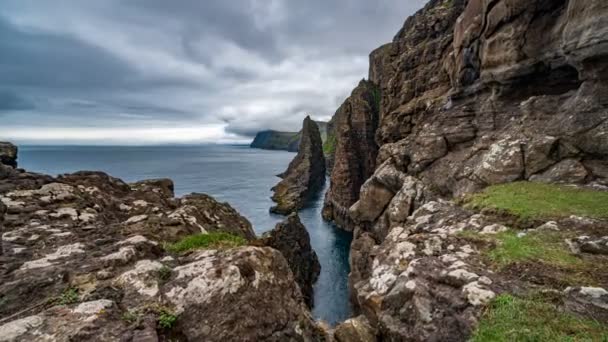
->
(0, 0), (426, 144)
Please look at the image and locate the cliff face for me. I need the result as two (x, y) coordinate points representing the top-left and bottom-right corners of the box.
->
(325, 0), (608, 340)
(322, 80), (380, 230)
(0, 146), (326, 341)
(250, 121), (329, 153)
(271, 116), (326, 214)
(250, 130), (301, 152)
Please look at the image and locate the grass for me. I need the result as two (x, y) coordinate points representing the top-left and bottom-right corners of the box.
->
(165, 232), (246, 253)
(323, 133), (336, 155)
(157, 266), (172, 283)
(471, 294), (608, 341)
(466, 182), (608, 221)
(488, 231), (581, 268)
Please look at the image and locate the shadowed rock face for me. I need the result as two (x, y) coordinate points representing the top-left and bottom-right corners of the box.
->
(322, 0), (608, 340)
(0, 142), (18, 168)
(271, 116), (326, 214)
(260, 214), (321, 308)
(322, 80), (380, 231)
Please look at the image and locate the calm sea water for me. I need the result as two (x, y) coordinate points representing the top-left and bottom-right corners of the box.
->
(19, 144), (352, 325)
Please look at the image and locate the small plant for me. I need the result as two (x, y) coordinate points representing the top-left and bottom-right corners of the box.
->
(57, 288), (79, 305)
(166, 232), (246, 253)
(157, 266), (172, 282)
(157, 308), (178, 329)
(121, 309), (140, 324)
(323, 134), (336, 155)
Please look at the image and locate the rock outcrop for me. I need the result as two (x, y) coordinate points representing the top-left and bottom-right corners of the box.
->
(0, 146), (326, 341)
(260, 214), (321, 308)
(322, 80), (380, 230)
(251, 121), (329, 153)
(0, 142), (18, 168)
(322, 0), (608, 339)
(271, 116), (326, 214)
(250, 130), (301, 152)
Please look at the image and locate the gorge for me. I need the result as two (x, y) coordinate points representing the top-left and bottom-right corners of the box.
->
(1, 0), (608, 340)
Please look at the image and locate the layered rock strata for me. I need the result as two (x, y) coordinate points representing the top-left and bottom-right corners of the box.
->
(322, 80), (380, 230)
(271, 116), (326, 214)
(260, 213), (321, 308)
(322, 0), (608, 340)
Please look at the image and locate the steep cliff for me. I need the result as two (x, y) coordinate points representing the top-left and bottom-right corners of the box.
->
(322, 80), (380, 230)
(250, 121), (329, 153)
(271, 116), (326, 214)
(250, 130), (301, 152)
(325, 0), (608, 340)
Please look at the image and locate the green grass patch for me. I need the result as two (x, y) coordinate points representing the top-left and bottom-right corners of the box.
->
(57, 288), (80, 305)
(157, 308), (178, 329)
(165, 232), (246, 253)
(471, 294), (608, 341)
(323, 133), (336, 155)
(466, 182), (608, 221)
(488, 231), (581, 268)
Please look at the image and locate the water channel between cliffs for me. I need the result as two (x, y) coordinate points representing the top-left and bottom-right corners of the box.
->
(20, 144), (353, 326)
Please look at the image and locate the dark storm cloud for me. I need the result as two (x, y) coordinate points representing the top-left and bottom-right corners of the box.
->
(0, 0), (427, 144)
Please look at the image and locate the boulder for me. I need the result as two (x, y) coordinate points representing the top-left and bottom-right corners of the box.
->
(529, 159), (588, 184)
(271, 116), (326, 214)
(260, 213), (321, 308)
(0, 142), (18, 168)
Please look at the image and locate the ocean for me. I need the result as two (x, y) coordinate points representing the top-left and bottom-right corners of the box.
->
(19, 144), (352, 325)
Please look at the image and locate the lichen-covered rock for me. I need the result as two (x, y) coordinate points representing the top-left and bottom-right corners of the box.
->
(333, 315), (376, 342)
(260, 214), (320, 308)
(271, 116), (326, 214)
(323, 80), (379, 230)
(163, 247), (325, 341)
(0, 142), (18, 168)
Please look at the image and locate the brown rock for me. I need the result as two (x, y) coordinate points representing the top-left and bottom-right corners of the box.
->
(334, 316), (376, 342)
(0, 142), (18, 168)
(271, 116), (326, 214)
(529, 159), (588, 184)
(260, 213), (321, 308)
(323, 80), (380, 229)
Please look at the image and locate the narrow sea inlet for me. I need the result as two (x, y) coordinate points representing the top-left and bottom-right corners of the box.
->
(20, 144), (352, 325)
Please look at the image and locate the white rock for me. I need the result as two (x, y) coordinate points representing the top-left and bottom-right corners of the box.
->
(133, 200), (148, 207)
(537, 221), (559, 231)
(73, 299), (114, 315)
(115, 260), (164, 297)
(49, 208), (78, 220)
(125, 215), (148, 225)
(101, 246), (136, 263)
(481, 224), (508, 235)
(448, 269), (479, 283)
(0, 316), (44, 342)
(20, 243), (86, 270)
(463, 281), (495, 306)
(117, 235), (158, 246)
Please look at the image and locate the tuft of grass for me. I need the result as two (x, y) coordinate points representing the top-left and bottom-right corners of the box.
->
(471, 294), (608, 341)
(121, 309), (140, 324)
(488, 231), (581, 268)
(466, 182), (608, 221)
(57, 288), (80, 305)
(165, 232), (246, 253)
(157, 308), (178, 329)
(157, 266), (172, 282)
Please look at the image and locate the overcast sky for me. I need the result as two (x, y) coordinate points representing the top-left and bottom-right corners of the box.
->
(0, 0), (426, 145)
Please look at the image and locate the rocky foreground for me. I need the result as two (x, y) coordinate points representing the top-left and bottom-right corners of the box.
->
(0, 150), (327, 341)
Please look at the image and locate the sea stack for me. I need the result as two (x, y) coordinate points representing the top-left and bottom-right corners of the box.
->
(260, 213), (321, 308)
(270, 116), (326, 214)
(0, 142), (18, 168)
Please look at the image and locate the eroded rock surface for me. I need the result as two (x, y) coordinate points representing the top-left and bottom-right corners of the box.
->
(0, 142), (17, 168)
(271, 116), (326, 214)
(0, 147), (325, 341)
